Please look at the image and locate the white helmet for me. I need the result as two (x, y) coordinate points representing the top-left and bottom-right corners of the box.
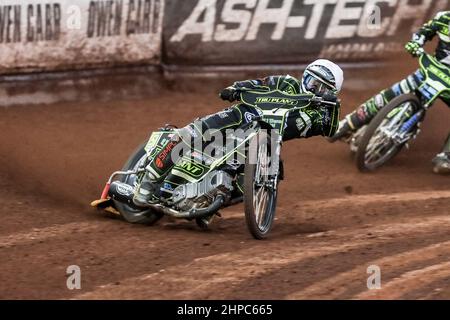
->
(302, 59), (344, 96)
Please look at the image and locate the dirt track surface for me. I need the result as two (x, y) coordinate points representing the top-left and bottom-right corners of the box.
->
(0, 64), (449, 300)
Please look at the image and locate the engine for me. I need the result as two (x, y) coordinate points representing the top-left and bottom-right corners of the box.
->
(171, 170), (234, 212)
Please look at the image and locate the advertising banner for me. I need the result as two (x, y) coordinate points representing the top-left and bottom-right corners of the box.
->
(164, 0), (449, 65)
(0, 0), (164, 73)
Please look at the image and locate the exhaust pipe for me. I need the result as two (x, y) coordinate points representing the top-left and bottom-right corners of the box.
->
(108, 181), (140, 208)
(108, 180), (226, 219)
(149, 194), (225, 219)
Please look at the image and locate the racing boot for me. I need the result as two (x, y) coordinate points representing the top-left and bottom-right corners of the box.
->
(133, 171), (160, 207)
(432, 152), (450, 174)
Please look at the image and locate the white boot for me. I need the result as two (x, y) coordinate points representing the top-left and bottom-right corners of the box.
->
(133, 172), (159, 206)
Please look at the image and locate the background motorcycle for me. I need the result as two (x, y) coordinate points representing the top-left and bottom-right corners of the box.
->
(350, 49), (450, 172)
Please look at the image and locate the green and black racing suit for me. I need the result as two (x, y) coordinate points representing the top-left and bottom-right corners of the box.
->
(344, 11), (450, 156)
(145, 75), (340, 182)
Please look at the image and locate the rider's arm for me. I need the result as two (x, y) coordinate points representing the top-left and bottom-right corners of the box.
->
(321, 101), (341, 137)
(414, 13), (442, 44)
(233, 77), (274, 91)
(284, 100), (340, 140)
(310, 98), (341, 137)
(219, 77), (274, 102)
(405, 12), (443, 56)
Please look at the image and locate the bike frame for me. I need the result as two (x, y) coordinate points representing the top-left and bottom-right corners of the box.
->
(382, 53), (450, 145)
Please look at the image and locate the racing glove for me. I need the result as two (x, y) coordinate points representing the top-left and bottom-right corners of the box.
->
(405, 41), (423, 57)
(219, 87), (239, 102)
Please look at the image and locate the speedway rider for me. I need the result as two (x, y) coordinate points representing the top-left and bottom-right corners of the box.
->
(133, 59), (344, 206)
(330, 11), (450, 174)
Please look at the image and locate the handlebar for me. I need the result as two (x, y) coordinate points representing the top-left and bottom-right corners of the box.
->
(310, 95), (340, 107)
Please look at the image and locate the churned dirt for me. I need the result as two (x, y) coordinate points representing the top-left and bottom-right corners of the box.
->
(0, 60), (449, 299)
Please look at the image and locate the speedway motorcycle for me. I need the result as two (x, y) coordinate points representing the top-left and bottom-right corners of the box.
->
(349, 49), (450, 172)
(92, 89), (337, 239)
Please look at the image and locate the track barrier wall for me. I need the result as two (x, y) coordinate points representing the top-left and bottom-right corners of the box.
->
(0, 0), (164, 74)
(0, 0), (447, 74)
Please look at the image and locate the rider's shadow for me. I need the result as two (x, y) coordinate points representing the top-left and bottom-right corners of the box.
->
(157, 215), (328, 238)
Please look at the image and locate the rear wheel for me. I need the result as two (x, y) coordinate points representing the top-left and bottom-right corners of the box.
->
(114, 143), (163, 224)
(244, 130), (278, 239)
(356, 94), (422, 172)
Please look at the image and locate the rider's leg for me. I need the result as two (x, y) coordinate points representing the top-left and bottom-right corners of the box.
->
(331, 69), (424, 141)
(134, 105), (254, 206)
(432, 132), (450, 174)
(133, 132), (183, 206)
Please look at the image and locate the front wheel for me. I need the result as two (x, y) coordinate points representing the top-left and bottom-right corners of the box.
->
(114, 142), (163, 224)
(355, 93), (422, 172)
(244, 129), (279, 239)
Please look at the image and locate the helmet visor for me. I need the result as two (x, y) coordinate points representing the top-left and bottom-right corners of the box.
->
(303, 72), (336, 97)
